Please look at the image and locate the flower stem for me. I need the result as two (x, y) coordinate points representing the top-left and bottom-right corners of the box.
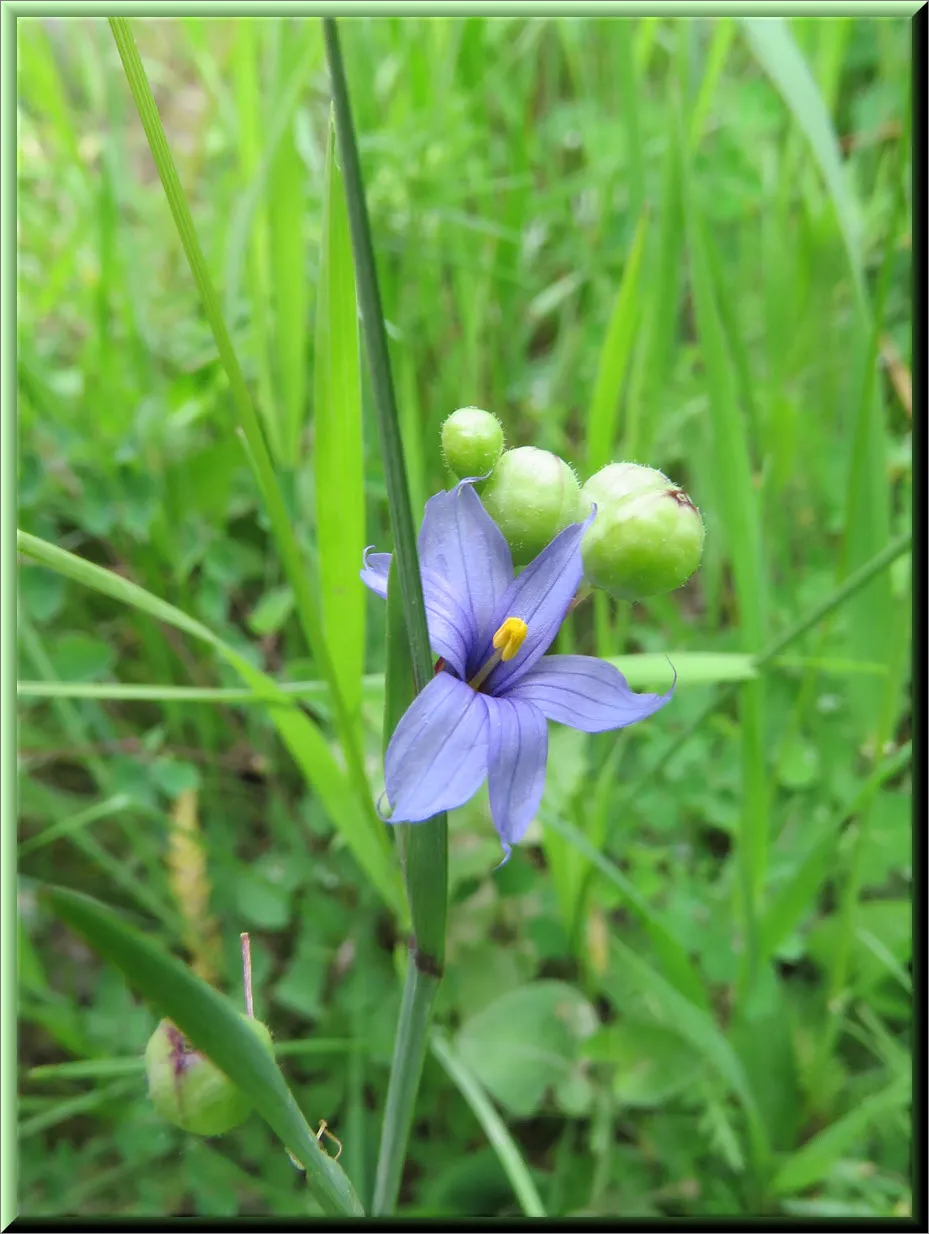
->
(323, 20), (448, 1215)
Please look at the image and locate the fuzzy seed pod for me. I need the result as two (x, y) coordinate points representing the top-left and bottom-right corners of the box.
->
(481, 446), (584, 566)
(580, 462), (705, 599)
(441, 407), (505, 481)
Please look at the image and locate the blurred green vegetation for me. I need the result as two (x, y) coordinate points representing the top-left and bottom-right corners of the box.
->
(16, 14), (912, 1219)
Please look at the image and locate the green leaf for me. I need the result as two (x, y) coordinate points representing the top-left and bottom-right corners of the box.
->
(269, 21), (318, 466)
(771, 1074), (911, 1197)
(740, 18), (864, 305)
(42, 884), (363, 1215)
(542, 812), (710, 1013)
(455, 981), (597, 1118)
(16, 530), (403, 920)
(315, 110), (366, 723)
(608, 936), (770, 1172)
(584, 1021), (701, 1108)
(247, 585), (295, 637)
(585, 207), (650, 473)
(48, 633), (116, 682)
(430, 1032), (546, 1218)
(806, 899), (912, 995)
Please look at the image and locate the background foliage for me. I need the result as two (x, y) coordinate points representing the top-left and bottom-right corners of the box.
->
(16, 14), (912, 1219)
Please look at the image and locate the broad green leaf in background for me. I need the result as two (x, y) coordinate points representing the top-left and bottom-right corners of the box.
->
(455, 981), (598, 1119)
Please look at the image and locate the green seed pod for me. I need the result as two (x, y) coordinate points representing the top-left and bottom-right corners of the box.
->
(581, 462), (705, 600)
(441, 407), (505, 480)
(481, 446), (584, 566)
(145, 1015), (274, 1138)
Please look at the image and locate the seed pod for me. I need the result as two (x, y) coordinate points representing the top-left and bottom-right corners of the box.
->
(441, 407), (505, 481)
(145, 1014), (274, 1138)
(580, 462), (705, 599)
(481, 446), (583, 566)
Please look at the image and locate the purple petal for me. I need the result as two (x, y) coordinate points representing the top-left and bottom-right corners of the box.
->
(507, 655), (674, 732)
(360, 548), (473, 676)
(360, 548), (391, 598)
(384, 673), (489, 822)
(418, 480), (513, 643)
(485, 695), (549, 860)
(473, 508), (595, 693)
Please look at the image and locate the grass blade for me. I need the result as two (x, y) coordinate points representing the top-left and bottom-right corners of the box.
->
(270, 19), (316, 466)
(42, 884), (364, 1215)
(610, 935), (771, 1178)
(430, 1032), (546, 1218)
(315, 108), (366, 724)
(543, 812), (709, 1012)
(585, 207), (650, 474)
(107, 18), (380, 869)
(770, 1074), (911, 1197)
(683, 105), (767, 998)
(17, 530), (403, 919)
(322, 19), (448, 1216)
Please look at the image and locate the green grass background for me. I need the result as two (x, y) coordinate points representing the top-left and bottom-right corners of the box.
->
(16, 14), (912, 1219)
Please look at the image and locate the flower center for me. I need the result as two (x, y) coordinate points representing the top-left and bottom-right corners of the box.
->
(467, 616), (528, 691)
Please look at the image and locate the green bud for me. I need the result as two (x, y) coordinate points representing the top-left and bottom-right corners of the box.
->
(145, 1015), (274, 1138)
(441, 407), (505, 480)
(581, 462), (705, 600)
(481, 446), (583, 566)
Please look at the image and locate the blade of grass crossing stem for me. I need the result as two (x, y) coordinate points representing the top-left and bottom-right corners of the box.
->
(430, 1033), (546, 1218)
(322, 21), (447, 1216)
(585, 207), (650, 474)
(107, 19), (380, 865)
(270, 19), (316, 467)
(315, 108), (366, 727)
(43, 884), (363, 1216)
(17, 531), (403, 918)
(681, 103), (767, 1003)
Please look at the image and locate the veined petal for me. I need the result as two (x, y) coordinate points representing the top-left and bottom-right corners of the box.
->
(485, 695), (548, 861)
(360, 548), (391, 598)
(507, 654), (674, 732)
(418, 480), (513, 642)
(384, 673), (489, 822)
(474, 508), (595, 692)
(359, 549), (472, 676)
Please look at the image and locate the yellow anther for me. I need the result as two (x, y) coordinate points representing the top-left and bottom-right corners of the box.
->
(491, 616), (528, 662)
(467, 617), (529, 691)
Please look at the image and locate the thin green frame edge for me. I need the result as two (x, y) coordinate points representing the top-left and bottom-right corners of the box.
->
(1, 2), (925, 17)
(3, 3), (18, 1229)
(4, 3), (919, 1228)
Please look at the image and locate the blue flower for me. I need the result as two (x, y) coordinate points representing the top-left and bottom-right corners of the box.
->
(361, 479), (673, 860)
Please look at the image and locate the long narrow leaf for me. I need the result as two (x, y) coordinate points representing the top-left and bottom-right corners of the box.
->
(315, 109), (366, 724)
(17, 530), (403, 919)
(43, 884), (363, 1216)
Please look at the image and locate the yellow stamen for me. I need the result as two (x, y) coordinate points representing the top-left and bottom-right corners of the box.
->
(468, 616), (528, 691)
(492, 616), (528, 662)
